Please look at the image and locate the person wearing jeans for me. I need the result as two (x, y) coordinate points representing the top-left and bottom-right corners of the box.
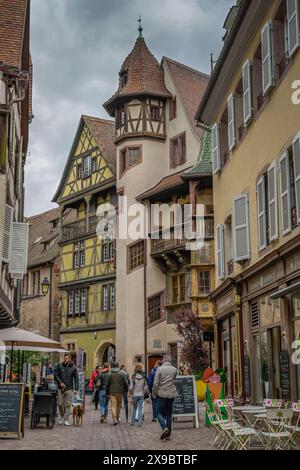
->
(129, 364), (148, 427)
(95, 363), (110, 423)
(152, 354), (177, 440)
(148, 360), (162, 422)
(54, 353), (79, 426)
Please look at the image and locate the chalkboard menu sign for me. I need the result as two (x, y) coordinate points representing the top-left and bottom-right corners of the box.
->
(280, 350), (291, 400)
(0, 383), (24, 438)
(173, 376), (198, 428)
(243, 355), (251, 399)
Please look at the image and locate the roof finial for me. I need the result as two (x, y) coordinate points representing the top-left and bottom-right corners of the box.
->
(137, 15), (143, 37)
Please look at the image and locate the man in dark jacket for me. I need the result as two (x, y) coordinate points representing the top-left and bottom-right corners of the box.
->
(105, 362), (128, 425)
(54, 353), (79, 426)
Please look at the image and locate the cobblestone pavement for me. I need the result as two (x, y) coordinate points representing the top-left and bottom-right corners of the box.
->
(1, 400), (214, 451)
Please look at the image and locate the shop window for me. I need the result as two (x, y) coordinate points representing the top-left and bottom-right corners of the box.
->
(170, 132), (186, 168)
(127, 240), (144, 272)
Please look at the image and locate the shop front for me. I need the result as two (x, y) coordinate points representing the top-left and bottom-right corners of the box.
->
(213, 281), (243, 400)
(241, 251), (300, 404)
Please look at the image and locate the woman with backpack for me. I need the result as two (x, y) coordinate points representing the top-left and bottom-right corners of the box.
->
(129, 364), (148, 428)
(95, 362), (110, 423)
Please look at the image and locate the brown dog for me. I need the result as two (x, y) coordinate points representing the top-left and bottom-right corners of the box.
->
(72, 403), (85, 426)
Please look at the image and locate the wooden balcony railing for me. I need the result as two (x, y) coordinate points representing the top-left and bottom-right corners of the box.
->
(61, 215), (98, 243)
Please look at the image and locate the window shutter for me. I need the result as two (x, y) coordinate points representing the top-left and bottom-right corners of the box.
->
(227, 94), (236, 151)
(287, 0), (300, 57)
(280, 151), (291, 235)
(242, 60), (252, 126)
(233, 194), (250, 261)
(261, 22), (274, 95)
(2, 204), (13, 263)
(212, 123), (221, 174)
(293, 133), (300, 224)
(9, 222), (29, 279)
(216, 224), (225, 280)
(257, 177), (267, 251)
(268, 161), (279, 241)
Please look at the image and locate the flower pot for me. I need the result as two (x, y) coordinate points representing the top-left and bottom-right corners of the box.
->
(196, 379), (206, 402)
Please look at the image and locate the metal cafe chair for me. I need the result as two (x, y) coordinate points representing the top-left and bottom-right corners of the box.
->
(260, 409), (292, 450)
(283, 403), (300, 448)
(31, 392), (56, 429)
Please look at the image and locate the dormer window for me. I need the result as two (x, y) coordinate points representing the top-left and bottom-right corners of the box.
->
(120, 70), (128, 88)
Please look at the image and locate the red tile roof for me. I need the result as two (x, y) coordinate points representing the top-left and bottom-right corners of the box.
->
(137, 169), (191, 201)
(104, 36), (171, 115)
(163, 57), (209, 138)
(0, 0), (28, 68)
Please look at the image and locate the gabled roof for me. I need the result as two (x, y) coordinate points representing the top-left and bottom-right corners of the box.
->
(0, 0), (29, 68)
(104, 35), (171, 115)
(26, 207), (74, 268)
(137, 168), (190, 202)
(52, 115), (116, 203)
(163, 57), (209, 138)
(185, 131), (212, 178)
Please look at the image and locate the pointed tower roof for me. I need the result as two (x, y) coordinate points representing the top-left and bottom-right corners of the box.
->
(104, 35), (171, 116)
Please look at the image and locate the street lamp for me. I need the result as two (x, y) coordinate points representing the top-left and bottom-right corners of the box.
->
(41, 277), (50, 296)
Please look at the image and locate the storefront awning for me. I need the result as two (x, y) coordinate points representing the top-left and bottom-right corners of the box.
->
(270, 281), (300, 300)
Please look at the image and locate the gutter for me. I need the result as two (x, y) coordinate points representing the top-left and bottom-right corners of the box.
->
(270, 281), (300, 300)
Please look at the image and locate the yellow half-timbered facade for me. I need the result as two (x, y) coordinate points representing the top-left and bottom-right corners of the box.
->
(53, 115), (117, 374)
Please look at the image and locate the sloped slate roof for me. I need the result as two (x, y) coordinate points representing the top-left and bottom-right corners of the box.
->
(52, 115), (116, 203)
(163, 57), (209, 139)
(104, 36), (171, 115)
(0, 0), (28, 68)
(185, 131), (212, 178)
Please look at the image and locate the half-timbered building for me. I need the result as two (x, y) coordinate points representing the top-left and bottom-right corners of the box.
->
(53, 115), (117, 372)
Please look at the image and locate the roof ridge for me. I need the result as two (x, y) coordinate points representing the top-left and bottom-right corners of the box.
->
(27, 207), (60, 220)
(163, 56), (210, 79)
(82, 115), (114, 124)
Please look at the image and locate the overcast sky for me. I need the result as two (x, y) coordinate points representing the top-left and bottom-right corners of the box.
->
(25, 0), (233, 216)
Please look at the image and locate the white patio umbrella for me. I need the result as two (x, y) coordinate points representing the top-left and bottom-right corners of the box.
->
(0, 327), (64, 350)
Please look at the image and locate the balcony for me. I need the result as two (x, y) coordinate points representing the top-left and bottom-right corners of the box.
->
(61, 215), (98, 243)
(151, 218), (214, 257)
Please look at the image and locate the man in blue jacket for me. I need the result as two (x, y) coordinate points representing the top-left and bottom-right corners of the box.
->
(147, 360), (162, 422)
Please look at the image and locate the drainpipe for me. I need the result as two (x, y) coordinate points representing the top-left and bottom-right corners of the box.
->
(144, 239), (148, 375)
(48, 264), (53, 339)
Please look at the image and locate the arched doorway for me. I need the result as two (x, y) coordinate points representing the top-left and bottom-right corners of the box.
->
(98, 343), (116, 366)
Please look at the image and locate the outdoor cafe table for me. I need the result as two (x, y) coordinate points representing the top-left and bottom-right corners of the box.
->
(233, 406), (266, 427)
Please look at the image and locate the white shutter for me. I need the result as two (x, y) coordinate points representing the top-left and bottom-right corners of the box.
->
(227, 94), (236, 151)
(233, 194), (250, 261)
(2, 204), (13, 263)
(9, 222), (29, 279)
(268, 161), (279, 241)
(216, 224), (225, 280)
(287, 0), (300, 57)
(212, 123), (221, 174)
(261, 22), (274, 95)
(293, 132), (300, 223)
(257, 177), (267, 251)
(280, 151), (291, 235)
(242, 60), (252, 126)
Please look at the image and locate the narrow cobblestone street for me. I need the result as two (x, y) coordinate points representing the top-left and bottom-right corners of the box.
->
(1, 401), (213, 451)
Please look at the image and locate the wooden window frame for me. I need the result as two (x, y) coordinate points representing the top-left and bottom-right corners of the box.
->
(150, 105), (161, 122)
(170, 132), (186, 169)
(92, 157), (97, 173)
(102, 284), (109, 311)
(198, 270), (210, 296)
(119, 145), (142, 177)
(127, 240), (145, 274)
(169, 97), (177, 121)
(148, 291), (164, 325)
(120, 70), (128, 88)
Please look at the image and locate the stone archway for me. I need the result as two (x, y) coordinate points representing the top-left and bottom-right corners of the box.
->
(94, 340), (116, 367)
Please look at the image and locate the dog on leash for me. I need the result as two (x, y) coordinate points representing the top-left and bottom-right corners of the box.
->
(72, 403), (85, 426)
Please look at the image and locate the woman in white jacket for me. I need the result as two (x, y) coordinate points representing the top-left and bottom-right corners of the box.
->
(129, 364), (148, 427)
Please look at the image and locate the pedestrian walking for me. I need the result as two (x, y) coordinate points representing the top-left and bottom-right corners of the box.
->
(129, 364), (148, 428)
(95, 362), (110, 423)
(54, 353), (79, 426)
(147, 360), (162, 422)
(120, 365), (130, 422)
(152, 354), (177, 440)
(89, 365), (100, 410)
(105, 361), (129, 425)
